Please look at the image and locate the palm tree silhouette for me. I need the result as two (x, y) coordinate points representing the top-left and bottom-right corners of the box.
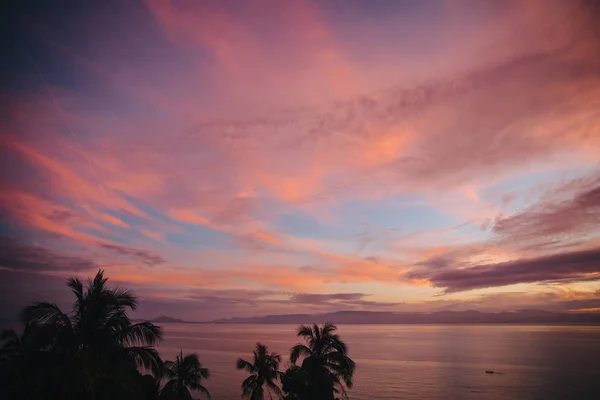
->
(0, 328), (25, 398)
(161, 350), (210, 399)
(0, 329), (21, 362)
(138, 373), (162, 400)
(18, 270), (163, 398)
(290, 322), (355, 400)
(1, 324), (80, 398)
(237, 342), (283, 400)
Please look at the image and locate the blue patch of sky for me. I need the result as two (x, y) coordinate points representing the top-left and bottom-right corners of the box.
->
(163, 227), (235, 252)
(335, 195), (459, 235)
(112, 194), (169, 225)
(113, 194), (235, 251)
(482, 166), (598, 213)
(272, 194), (458, 240)
(274, 210), (327, 238)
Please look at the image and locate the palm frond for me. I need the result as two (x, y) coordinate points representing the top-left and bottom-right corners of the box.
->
(20, 301), (71, 327)
(324, 352), (355, 376)
(266, 378), (283, 398)
(327, 334), (347, 354)
(256, 342), (269, 356)
(182, 352), (201, 371)
(89, 270), (108, 297)
(335, 377), (350, 400)
(188, 381), (211, 399)
(237, 358), (257, 373)
(296, 325), (313, 338)
(321, 321), (337, 336)
(67, 277), (84, 301)
(110, 287), (138, 310)
(241, 375), (261, 399)
(122, 321), (163, 346)
(290, 343), (312, 364)
(67, 276), (85, 324)
(105, 310), (130, 332)
(241, 374), (258, 393)
(125, 346), (162, 371)
(198, 366), (210, 379)
(313, 323), (321, 340)
(268, 351), (282, 364)
(162, 360), (178, 379)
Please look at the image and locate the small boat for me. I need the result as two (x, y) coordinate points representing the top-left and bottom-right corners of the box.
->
(485, 370), (495, 374)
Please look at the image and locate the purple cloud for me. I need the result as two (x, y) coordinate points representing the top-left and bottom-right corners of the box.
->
(289, 292), (399, 308)
(493, 174), (600, 248)
(0, 236), (97, 272)
(424, 247), (600, 293)
(99, 243), (165, 266)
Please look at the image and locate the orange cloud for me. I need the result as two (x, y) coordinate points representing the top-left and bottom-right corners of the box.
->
(139, 229), (165, 242)
(7, 137), (148, 219)
(355, 126), (415, 167)
(0, 189), (107, 244)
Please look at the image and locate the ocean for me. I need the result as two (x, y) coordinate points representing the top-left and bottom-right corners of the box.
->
(157, 323), (600, 400)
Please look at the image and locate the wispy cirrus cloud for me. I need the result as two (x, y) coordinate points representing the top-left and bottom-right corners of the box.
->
(99, 243), (165, 266)
(493, 173), (600, 249)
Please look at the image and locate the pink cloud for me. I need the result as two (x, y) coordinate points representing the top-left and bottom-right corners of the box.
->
(143, 0), (362, 107)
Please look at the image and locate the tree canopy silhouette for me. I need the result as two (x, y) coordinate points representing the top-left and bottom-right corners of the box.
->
(17, 270), (163, 399)
(237, 342), (283, 400)
(287, 322), (355, 400)
(1, 272), (356, 400)
(161, 350), (211, 400)
(0, 270), (212, 400)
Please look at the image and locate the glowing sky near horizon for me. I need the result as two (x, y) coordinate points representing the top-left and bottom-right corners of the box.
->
(1, 0), (600, 320)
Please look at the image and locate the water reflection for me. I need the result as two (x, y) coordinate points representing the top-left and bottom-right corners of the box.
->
(157, 324), (600, 400)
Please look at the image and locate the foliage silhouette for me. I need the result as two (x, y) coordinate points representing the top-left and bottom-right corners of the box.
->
(287, 322), (355, 400)
(0, 270), (212, 400)
(161, 350), (211, 400)
(16, 270), (163, 399)
(0, 272), (356, 400)
(281, 365), (312, 400)
(237, 342), (283, 399)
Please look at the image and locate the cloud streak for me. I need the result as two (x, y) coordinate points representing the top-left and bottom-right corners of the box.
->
(100, 243), (165, 266)
(0, 236), (97, 273)
(424, 247), (600, 293)
(493, 173), (600, 249)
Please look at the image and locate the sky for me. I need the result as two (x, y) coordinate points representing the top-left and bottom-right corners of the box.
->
(1, 0), (600, 321)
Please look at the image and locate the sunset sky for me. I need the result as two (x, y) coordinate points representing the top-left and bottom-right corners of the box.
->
(1, 0), (599, 321)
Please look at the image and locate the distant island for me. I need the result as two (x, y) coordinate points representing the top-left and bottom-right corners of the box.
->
(148, 315), (209, 324)
(150, 310), (600, 325)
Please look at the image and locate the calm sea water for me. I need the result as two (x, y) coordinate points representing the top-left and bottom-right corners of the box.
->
(157, 324), (600, 400)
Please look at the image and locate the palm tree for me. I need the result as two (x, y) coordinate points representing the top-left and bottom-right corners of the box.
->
(0, 323), (87, 399)
(0, 329), (24, 398)
(18, 270), (163, 399)
(0, 329), (21, 362)
(289, 322), (355, 400)
(161, 350), (210, 400)
(237, 342), (283, 400)
(139, 373), (162, 400)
